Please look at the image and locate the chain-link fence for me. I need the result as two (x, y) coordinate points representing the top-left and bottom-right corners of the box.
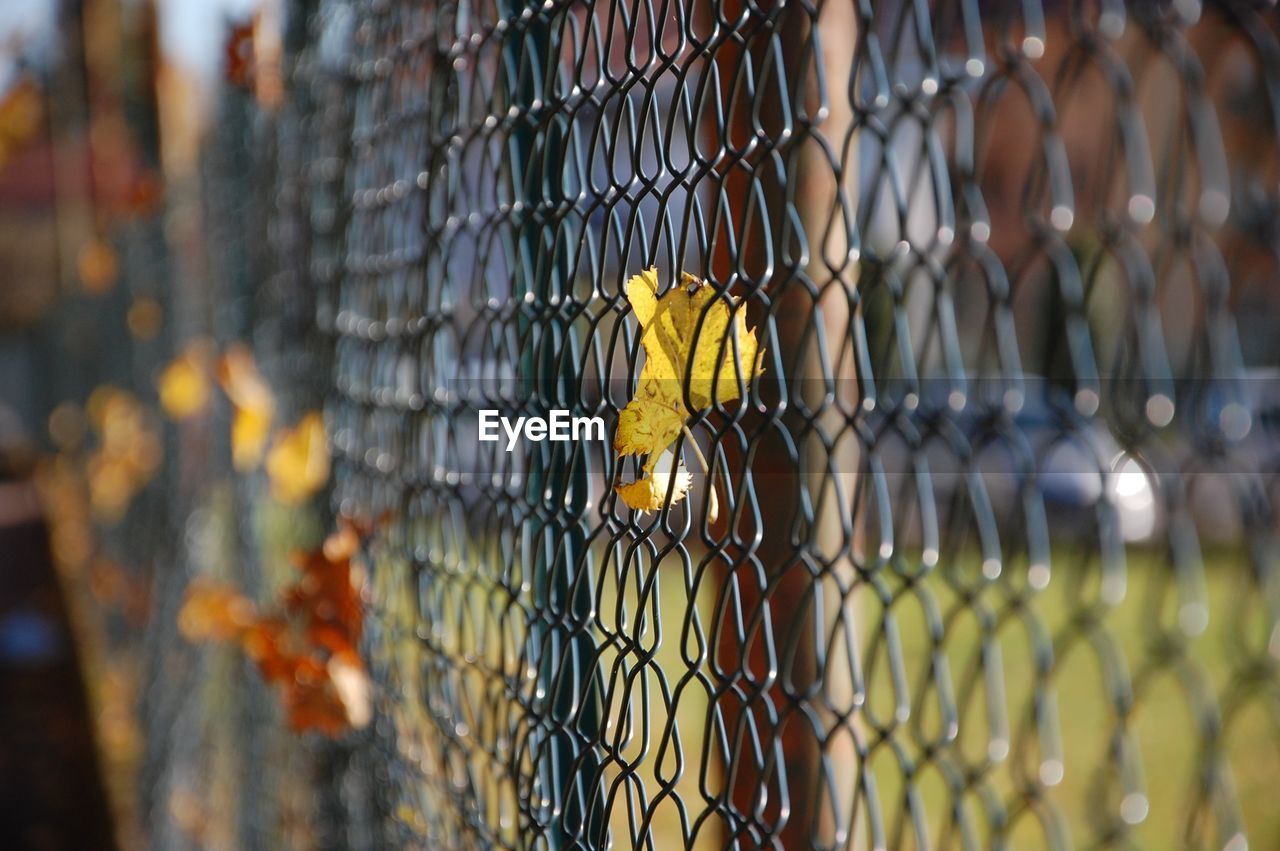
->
(302, 0), (1280, 849)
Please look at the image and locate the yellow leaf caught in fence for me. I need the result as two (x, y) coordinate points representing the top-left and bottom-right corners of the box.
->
(218, 345), (275, 470)
(615, 448), (692, 512)
(613, 268), (762, 517)
(230, 406), (272, 471)
(266, 412), (330, 505)
(157, 341), (213, 420)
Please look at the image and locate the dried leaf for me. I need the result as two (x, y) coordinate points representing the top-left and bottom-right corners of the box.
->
(282, 660), (351, 736)
(83, 387), (162, 521)
(218, 345), (275, 470)
(613, 268), (762, 514)
(614, 449), (692, 511)
(288, 526), (363, 656)
(178, 580), (257, 642)
(240, 616), (296, 683)
(231, 407), (272, 471)
(224, 20), (255, 89)
(157, 342), (212, 420)
(223, 13), (283, 110)
(177, 524), (370, 736)
(323, 523), (361, 561)
(265, 412), (330, 504)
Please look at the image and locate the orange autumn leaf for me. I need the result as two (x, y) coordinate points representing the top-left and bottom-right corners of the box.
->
(224, 20), (255, 90)
(178, 580), (258, 642)
(157, 341), (213, 420)
(287, 526), (363, 654)
(218, 345), (275, 470)
(282, 658), (351, 736)
(223, 12), (283, 110)
(323, 522), (362, 561)
(83, 387), (163, 521)
(177, 523), (370, 735)
(240, 615), (297, 683)
(265, 412), (330, 504)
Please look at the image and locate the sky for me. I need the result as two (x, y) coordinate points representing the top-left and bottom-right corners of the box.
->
(1, 0), (266, 97)
(0, 0), (58, 94)
(155, 0), (265, 87)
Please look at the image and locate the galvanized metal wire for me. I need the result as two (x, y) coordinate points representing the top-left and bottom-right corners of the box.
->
(286, 0), (1280, 848)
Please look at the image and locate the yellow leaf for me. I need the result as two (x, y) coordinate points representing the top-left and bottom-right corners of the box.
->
(615, 449), (692, 511)
(157, 343), (212, 420)
(615, 394), (685, 460)
(231, 407), (273, 471)
(266, 412), (330, 504)
(613, 268), (762, 513)
(88, 457), (133, 521)
(218, 345), (275, 470)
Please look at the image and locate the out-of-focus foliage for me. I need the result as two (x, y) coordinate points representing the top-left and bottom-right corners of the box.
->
(217, 344), (276, 471)
(265, 412), (329, 505)
(84, 387), (162, 523)
(156, 340), (213, 420)
(0, 78), (42, 168)
(179, 524), (370, 736)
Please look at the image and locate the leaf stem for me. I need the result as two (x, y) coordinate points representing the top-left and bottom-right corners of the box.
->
(681, 425), (710, 474)
(682, 425), (720, 524)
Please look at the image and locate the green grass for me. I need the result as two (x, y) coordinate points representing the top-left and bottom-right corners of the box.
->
(861, 545), (1280, 850)
(605, 543), (1280, 849)
(371, 533), (1280, 850)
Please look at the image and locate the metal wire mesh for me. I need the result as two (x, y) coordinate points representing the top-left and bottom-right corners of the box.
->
(303, 0), (1280, 848)
(137, 8), (356, 846)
